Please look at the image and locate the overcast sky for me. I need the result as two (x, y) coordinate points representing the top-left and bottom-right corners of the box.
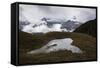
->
(19, 4), (96, 24)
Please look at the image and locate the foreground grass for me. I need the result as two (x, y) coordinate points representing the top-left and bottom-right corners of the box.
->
(19, 31), (97, 64)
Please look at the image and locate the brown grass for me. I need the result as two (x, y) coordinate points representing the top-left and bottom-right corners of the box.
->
(19, 32), (97, 65)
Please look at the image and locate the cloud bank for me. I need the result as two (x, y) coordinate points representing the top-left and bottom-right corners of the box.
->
(19, 4), (96, 23)
(19, 4), (96, 33)
(22, 23), (67, 33)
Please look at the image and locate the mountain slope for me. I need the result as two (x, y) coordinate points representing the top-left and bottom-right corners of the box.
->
(19, 30), (44, 50)
(74, 19), (97, 37)
(19, 31), (96, 64)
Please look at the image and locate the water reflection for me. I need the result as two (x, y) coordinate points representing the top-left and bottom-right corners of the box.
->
(27, 38), (82, 54)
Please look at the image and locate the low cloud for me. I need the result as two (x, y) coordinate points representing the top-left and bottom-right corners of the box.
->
(19, 4), (96, 24)
(19, 4), (96, 33)
(22, 23), (67, 33)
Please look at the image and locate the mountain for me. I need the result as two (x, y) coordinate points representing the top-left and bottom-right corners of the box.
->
(42, 17), (82, 32)
(74, 19), (97, 37)
(41, 17), (62, 28)
(61, 20), (82, 32)
(19, 21), (30, 30)
(19, 17), (82, 33)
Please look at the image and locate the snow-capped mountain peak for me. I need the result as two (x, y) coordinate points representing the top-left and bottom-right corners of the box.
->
(20, 17), (82, 34)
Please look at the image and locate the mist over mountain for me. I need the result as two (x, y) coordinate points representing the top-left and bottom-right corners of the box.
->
(19, 4), (96, 34)
(19, 17), (83, 33)
(61, 20), (82, 32)
(19, 21), (30, 30)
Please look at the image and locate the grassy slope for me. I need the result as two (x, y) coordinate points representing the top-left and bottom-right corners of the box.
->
(74, 19), (97, 37)
(19, 31), (97, 64)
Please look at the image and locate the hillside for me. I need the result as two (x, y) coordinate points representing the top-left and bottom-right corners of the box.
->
(19, 31), (97, 65)
(74, 19), (97, 37)
(19, 30), (44, 50)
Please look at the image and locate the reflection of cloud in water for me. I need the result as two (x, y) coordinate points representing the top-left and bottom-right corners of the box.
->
(27, 38), (82, 54)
